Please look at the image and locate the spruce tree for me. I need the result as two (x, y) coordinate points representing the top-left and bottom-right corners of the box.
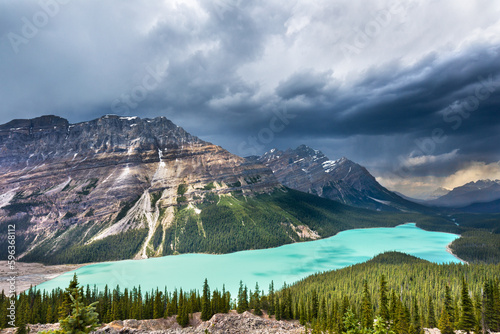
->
(427, 297), (436, 328)
(201, 279), (212, 321)
(484, 279), (500, 332)
(15, 319), (27, 334)
(40, 279), (99, 334)
(176, 290), (189, 327)
(253, 283), (262, 316)
(237, 281), (249, 313)
(153, 289), (163, 319)
(311, 289), (319, 319)
(58, 293), (99, 334)
(268, 281), (275, 316)
(438, 308), (454, 334)
(459, 278), (476, 333)
(412, 298), (422, 334)
(361, 280), (373, 329)
(58, 273), (80, 319)
(379, 275), (390, 323)
(342, 308), (361, 334)
(443, 285), (455, 325)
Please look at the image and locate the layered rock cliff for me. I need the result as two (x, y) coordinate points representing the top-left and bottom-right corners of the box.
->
(0, 115), (279, 262)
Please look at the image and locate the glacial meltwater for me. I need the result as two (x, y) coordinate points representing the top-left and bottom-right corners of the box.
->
(36, 223), (460, 295)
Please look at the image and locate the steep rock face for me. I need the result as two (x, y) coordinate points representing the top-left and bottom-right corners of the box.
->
(257, 145), (426, 212)
(0, 115), (279, 261)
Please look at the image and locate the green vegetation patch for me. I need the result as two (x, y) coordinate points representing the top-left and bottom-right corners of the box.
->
(114, 196), (141, 223)
(450, 231), (500, 264)
(22, 228), (148, 264)
(177, 184), (188, 195)
(150, 191), (162, 209)
(77, 178), (99, 196)
(203, 182), (216, 190)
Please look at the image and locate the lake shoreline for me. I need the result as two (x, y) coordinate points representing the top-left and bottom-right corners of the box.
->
(6, 222), (459, 294)
(445, 243), (468, 264)
(0, 261), (87, 294)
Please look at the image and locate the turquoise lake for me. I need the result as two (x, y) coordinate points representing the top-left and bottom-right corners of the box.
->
(36, 223), (460, 296)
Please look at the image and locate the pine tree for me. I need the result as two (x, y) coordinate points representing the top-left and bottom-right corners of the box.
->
(41, 279), (99, 334)
(153, 289), (163, 319)
(379, 275), (390, 323)
(438, 308), (454, 334)
(374, 316), (395, 334)
(58, 294), (99, 334)
(201, 279), (212, 321)
(58, 273), (80, 319)
(299, 298), (306, 325)
(443, 285), (455, 326)
(427, 297), (436, 328)
(275, 299), (282, 321)
(176, 290), (189, 327)
(311, 289), (319, 319)
(484, 279), (500, 332)
(237, 281), (247, 314)
(342, 308), (361, 334)
(473, 292), (482, 334)
(268, 281), (275, 316)
(253, 283), (262, 316)
(411, 298), (422, 334)
(46, 304), (54, 324)
(15, 319), (27, 334)
(459, 278), (476, 333)
(361, 280), (373, 329)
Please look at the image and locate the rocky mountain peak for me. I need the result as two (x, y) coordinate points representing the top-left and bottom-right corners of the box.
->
(428, 179), (500, 208)
(0, 115), (69, 136)
(258, 145), (426, 212)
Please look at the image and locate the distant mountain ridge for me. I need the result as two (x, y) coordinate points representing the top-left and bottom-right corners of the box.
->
(255, 145), (429, 212)
(427, 187), (451, 200)
(427, 179), (500, 208)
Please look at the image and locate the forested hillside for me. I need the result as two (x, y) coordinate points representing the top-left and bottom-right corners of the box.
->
(277, 252), (500, 333)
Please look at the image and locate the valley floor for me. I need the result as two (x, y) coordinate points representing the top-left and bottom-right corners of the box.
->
(0, 261), (86, 294)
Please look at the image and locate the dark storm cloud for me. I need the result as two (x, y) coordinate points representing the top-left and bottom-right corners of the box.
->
(276, 70), (333, 100)
(278, 44), (500, 139)
(1, 0), (500, 196)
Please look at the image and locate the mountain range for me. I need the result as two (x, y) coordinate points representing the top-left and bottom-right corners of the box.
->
(252, 145), (430, 212)
(1, 115), (441, 264)
(426, 179), (500, 209)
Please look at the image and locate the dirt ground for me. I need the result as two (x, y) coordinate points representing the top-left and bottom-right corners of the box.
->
(0, 261), (86, 294)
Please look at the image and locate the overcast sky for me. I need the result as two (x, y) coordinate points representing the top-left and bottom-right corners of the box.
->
(1, 0), (500, 198)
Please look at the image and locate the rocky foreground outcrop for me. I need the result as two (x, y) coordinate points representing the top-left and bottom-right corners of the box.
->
(0, 312), (305, 334)
(3, 315), (497, 334)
